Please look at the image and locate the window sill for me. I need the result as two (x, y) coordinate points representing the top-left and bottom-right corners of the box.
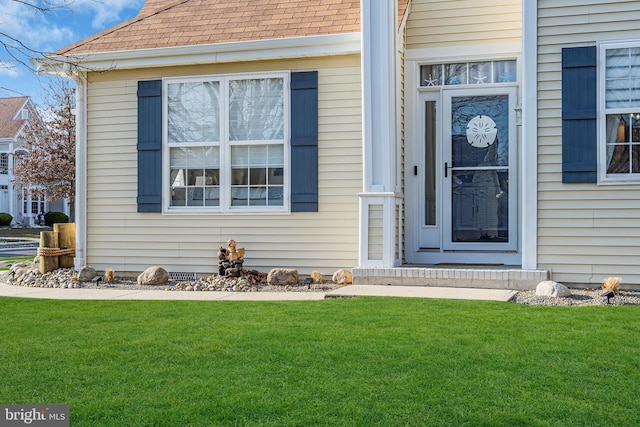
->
(162, 207), (291, 215)
(598, 176), (640, 185)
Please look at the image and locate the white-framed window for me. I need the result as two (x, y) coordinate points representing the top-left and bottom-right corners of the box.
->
(163, 72), (288, 213)
(420, 60), (517, 87)
(21, 189), (45, 217)
(599, 40), (640, 183)
(0, 153), (8, 174)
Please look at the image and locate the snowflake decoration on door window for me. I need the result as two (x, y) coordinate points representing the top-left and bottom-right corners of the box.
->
(466, 115), (497, 148)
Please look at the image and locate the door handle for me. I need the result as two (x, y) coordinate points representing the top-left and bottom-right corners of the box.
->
(444, 162), (449, 178)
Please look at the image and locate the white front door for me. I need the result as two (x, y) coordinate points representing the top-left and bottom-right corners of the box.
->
(407, 86), (519, 264)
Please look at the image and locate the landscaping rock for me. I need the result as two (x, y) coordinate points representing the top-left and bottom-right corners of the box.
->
(267, 268), (298, 286)
(78, 266), (97, 282)
(535, 280), (571, 298)
(332, 269), (353, 285)
(3, 263), (340, 293)
(137, 266), (169, 285)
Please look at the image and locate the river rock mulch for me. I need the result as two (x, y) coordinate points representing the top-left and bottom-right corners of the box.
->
(3, 261), (340, 293)
(5, 260), (640, 304)
(511, 288), (640, 306)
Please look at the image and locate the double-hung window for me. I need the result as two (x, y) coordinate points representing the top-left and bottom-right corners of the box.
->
(0, 153), (8, 175)
(164, 73), (288, 212)
(599, 41), (640, 182)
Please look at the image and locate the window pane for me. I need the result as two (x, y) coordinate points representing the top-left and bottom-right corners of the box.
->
(171, 187), (186, 206)
(493, 60), (516, 83)
(269, 168), (284, 185)
(606, 48), (631, 78)
(606, 78), (631, 108)
(607, 144), (630, 174)
(468, 62), (491, 85)
(606, 114), (630, 174)
(229, 78), (284, 141)
(425, 100), (437, 226)
(606, 48), (640, 108)
(420, 64), (442, 87)
(268, 144), (284, 166)
(168, 81), (220, 143)
(606, 114), (628, 144)
(170, 146), (220, 207)
(632, 145), (640, 173)
(250, 168), (266, 185)
(445, 63), (466, 85)
(633, 114), (640, 142)
(631, 78), (640, 105)
(268, 188), (284, 206)
(231, 144), (284, 206)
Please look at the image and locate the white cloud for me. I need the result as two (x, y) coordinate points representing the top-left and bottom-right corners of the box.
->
(0, 0), (144, 54)
(71, 0), (145, 29)
(0, 60), (21, 78)
(0, 0), (76, 52)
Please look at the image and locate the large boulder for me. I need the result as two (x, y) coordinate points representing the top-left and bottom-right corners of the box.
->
(78, 266), (98, 282)
(332, 269), (353, 285)
(536, 280), (571, 298)
(137, 266), (169, 285)
(267, 268), (299, 286)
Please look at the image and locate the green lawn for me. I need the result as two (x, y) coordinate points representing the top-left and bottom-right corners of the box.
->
(0, 297), (639, 426)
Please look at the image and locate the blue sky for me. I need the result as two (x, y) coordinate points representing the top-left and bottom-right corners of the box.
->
(0, 0), (145, 105)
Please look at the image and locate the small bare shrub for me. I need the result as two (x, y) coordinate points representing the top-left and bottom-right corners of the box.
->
(310, 271), (324, 284)
(105, 269), (115, 283)
(602, 276), (622, 293)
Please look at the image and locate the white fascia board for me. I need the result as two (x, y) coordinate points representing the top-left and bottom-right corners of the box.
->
(405, 42), (521, 62)
(37, 32), (361, 74)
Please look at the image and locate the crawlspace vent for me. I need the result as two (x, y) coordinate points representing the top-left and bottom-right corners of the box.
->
(169, 272), (197, 281)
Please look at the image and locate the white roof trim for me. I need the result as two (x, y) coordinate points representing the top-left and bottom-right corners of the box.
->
(37, 32), (362, 74)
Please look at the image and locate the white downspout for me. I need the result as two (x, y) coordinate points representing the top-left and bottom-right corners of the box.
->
(71, 71), (87, 270)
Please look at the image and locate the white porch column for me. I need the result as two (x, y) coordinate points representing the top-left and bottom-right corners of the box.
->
(521, 0), (538, 269)
(359, 0), (402, 268)
(8, 144), (16, 223)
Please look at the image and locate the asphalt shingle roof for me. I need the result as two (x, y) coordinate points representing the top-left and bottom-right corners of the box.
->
(0, 97), (28, 140)
(58, 0), (409, 56)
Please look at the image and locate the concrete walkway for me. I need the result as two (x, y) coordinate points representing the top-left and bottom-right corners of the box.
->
(0, 282), (518, 302)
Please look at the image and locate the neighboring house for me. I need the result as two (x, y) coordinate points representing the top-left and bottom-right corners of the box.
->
(0, 96), (47, 226)
(38, 0), (640, 288)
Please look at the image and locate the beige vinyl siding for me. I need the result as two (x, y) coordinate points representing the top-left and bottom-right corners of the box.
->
(84, 55), (362, 276)
(367, 204), (384, 260)
(538, 0), (640, 284)
(405, 0), (522, 50)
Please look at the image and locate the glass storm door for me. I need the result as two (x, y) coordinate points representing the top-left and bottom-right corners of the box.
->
(443, 88), (517, 251)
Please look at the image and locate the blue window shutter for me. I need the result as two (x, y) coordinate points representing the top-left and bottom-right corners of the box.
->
(562, 46), (597, 183)
(137, 80), (162, 212)
(290, 71), (318, 212)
